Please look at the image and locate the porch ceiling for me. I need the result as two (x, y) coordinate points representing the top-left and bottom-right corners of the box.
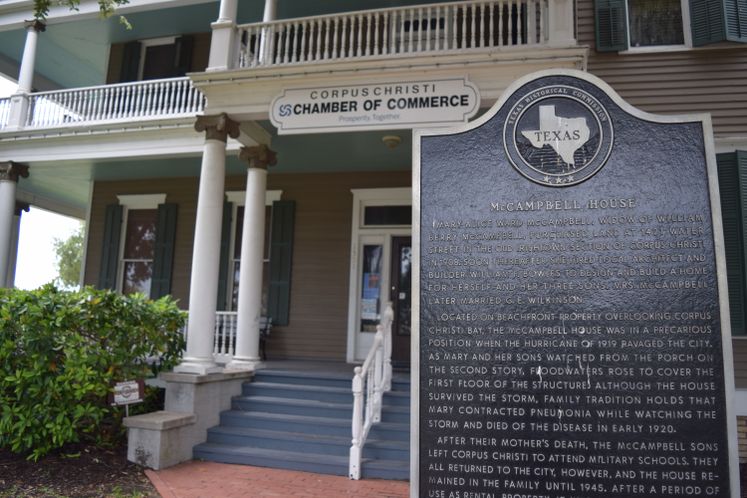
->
(15, 125), (412, 217)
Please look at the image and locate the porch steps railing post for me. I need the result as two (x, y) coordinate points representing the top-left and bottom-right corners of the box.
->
(349, 301), (394, 480)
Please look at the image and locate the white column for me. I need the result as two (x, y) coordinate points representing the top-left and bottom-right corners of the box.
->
(207, 0), (239, 71)
(5, 202), (29, 288)
(263, 0), (277, 22)
(8, 21), (45, 129)
(227, 145), (277, 371)
(0, 163), (29, 287)
(258, 0), (278, 65)
(547, 0), (576, 47)
(175, 114), (239, 375)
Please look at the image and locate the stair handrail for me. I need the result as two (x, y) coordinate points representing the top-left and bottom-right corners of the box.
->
(349, 302), (394, 480)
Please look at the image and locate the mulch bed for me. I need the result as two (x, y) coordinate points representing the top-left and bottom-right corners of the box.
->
(0, 442), (158, 498)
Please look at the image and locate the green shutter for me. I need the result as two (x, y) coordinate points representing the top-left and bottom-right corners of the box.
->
(267, 200), (295, 326)
(98, 204), (123, 290)
(724, 0), (747, 42)
(717, 152), (747, 335)
(120, 41), (142, 82)
(595, 0), (628, 52)
(175, 35), (195, 76)
(150, 203), (178, 299)
(216, 201), (233, 311)
(691, 0), (747, 46)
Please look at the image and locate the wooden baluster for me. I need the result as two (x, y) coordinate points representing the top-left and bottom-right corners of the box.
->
(540, 0), (546, 43)
(324, 18), (331, 59)
(417, 8), (423, 52)
(382, 11), (389, 54)
(350, 368), (364, 480)
(331, 17), (339, 59)
(527, 0), (536, 44)
(373, 13), (380, 56)
(313, 19), (321, 60)
(434, 6), (441, 51)
(407, 9), (414, 53)
(470, 3), (476, 48)
(508, 0), (514, 47)
(479, 3), (485, 48)
(489, 2), (495, 47)
(426, 7), (432, 51)
(364, 13), (371, 56)
(355, 14), (362, 57)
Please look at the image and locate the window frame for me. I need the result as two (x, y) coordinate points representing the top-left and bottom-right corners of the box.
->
(225, 190), (283, 312)
(620, 0), (692, 53)
(137, 36), (177, 80)
(115, 194), (166, 295)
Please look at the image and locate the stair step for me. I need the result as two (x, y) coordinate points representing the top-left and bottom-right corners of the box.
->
(383, 390), (410, 406)
(194, 443), (350, 477)
(363, 457), (410, 480)
(363, 439), (410, 462)
(253, 370), (352, 389)
(221, 410), (352, 437)
(233, 395), (353, 419)
(206, 426), (351, 457)
(243, 381), (353, 404)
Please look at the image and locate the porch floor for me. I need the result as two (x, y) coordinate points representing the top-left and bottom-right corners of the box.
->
(146, 460), (409, 497)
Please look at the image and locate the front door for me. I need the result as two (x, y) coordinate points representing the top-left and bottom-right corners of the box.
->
(390, 236), (411, 367)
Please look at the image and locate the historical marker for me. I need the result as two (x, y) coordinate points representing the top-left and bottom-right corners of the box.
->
(412, 70), (739, 498)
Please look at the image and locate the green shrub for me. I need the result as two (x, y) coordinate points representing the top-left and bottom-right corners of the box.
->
(0, 285), (185, 460)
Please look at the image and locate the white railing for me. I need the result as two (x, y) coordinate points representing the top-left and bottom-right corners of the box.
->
(23, 77), (205, 129)
(0, 97), (10, 129)
(213, 311), (238, 363)
(349, 302), (394, 480)
(181, 311), (238, 364)
(237, 0), (547, 69)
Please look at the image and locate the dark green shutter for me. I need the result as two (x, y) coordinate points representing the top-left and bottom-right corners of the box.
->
(120, 41), (142, 82)
(98, 204), (123, 289)
(267, 200), (295, 326)
(175, 35), (195, 76)
(216, 201), (233, 311)
(595, 0), (628, 52)
(717, 151), (747, 335)
(150, 203), (178, 299)
(691, 0), (747, 46)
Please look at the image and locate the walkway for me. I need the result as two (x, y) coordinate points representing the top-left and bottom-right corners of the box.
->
(147, 461), (409, 498)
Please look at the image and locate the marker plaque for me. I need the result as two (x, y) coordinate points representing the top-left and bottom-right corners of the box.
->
(412, 70), (739, 498)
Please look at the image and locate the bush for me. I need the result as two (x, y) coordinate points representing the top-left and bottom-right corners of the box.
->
(0, 285), (185, 460)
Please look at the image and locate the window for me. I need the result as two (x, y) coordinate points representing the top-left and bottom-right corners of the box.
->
(220, 191), (295, 326)
(119, 36), (194, 82)
(627, 0), (684, 47)
(595, 0), (747, 52)
(98, 194), (177, 300)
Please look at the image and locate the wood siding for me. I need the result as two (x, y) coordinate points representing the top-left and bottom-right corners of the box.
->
(733, 339), (747, 388)
(578, 0), (747, 137)
(84, 171), (410, 361)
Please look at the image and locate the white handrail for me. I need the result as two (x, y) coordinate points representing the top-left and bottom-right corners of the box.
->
(350, 302), (394, 480)
(23, 77), (205, 129)
(237, 0), (547, 69)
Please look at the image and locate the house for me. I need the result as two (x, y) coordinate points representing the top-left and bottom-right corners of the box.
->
(0, 0), (746, 481)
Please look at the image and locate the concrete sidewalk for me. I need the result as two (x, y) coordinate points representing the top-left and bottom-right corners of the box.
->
(146, 461), (409, 498)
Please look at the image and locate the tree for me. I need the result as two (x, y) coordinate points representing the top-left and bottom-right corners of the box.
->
(53, 224), (84, 289)
(32, 0), (130, 21)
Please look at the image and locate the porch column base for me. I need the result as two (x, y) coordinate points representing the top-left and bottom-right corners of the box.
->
(173, 358), (223, 375)
(225, 356), (264, 371)
(124, 370), (252, 469)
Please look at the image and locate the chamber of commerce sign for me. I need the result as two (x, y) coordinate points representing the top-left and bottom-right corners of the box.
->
(270, 78), (480, 134)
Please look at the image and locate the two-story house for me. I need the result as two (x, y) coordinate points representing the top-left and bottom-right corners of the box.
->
(0, 0), (745, 481)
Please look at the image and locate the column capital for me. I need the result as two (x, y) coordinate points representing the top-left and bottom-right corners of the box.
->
(14, 202), (30, 216)
(194, 113), (240, 143)
(239, 144), (277, 170)
(24, 20), (46, 32)
(0, 162), (29, 183)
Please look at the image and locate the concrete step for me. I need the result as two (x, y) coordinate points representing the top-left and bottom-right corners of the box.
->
(206, 425), (351, 457)
(220, 410), (352, 437)
(383, 390), (410, 406)
(253, 370), (351, 389)
(232, 395), (353, 419)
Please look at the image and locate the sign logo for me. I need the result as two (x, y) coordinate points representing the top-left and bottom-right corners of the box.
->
(270, 79), (479, 135)
(503, 85), (613, 187)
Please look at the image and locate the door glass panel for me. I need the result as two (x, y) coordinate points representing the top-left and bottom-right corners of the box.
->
(360, 244), (383, 332)
(397, 244), (412, 336)
(122, 261), (152, 295)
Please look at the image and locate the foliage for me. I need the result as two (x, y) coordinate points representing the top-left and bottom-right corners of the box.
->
(0, 285), (185, 460)
(32, 0), (131, 27)
(53, 225), (84, 289)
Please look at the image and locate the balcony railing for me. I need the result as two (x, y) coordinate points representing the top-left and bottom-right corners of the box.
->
(0, 77), (205, 131)
(237, 0), (549, 69)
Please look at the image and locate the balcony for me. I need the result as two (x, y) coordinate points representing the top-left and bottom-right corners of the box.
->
(0, 0), (580, 135)
(0, 77), (204, 131)
(236, 0), (557, 69)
